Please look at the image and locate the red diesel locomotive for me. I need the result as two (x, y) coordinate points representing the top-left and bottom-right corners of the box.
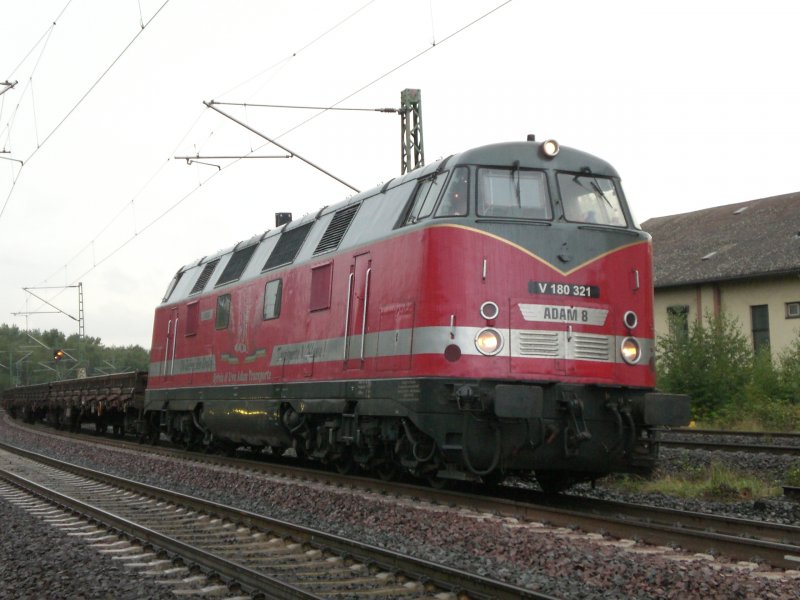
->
(139, 137), (690, 490)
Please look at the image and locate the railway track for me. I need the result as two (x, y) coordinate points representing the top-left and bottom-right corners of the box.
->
(3, 414), (800, 573)
(0, 441), (555, 600)
(658, 428), (800, 456)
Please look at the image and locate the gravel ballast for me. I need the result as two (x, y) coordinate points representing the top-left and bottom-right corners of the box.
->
(0, 495), (179, 600)
(1, 418), (799, 599)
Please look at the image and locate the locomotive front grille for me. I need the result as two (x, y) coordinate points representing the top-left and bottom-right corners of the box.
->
(517, 331), (560, 357)
(513, 330), (612, 362)
(572, 333), (611, 361)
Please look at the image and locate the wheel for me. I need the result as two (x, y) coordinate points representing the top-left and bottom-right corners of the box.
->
(426, 475), (451, 490)
(375, 461), (399, 482)
(148, 426), (160, 446)
(334, 454), (356, 475)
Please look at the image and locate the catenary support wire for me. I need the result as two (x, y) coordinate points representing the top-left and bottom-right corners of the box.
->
(204, 101), (361, 194)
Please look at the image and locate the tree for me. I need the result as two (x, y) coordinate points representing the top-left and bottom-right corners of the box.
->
(0, 324), (149, 391)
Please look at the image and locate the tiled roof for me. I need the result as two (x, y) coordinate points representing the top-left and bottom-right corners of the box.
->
(641, 192), (800, 288)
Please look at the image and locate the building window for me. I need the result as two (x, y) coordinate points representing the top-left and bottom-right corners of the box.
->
(667, 305), (689, 340)
(786, 301), (800, 319)
(263, 279), (282, 320)
(751, 305), (770, 353)
(310, 263), (333, 312)
(215, 294), (231, 330)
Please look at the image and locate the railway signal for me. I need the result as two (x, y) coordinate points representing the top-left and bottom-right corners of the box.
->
(53, 349), (65, 362)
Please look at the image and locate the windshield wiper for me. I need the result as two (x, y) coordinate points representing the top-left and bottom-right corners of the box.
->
(590, 179), (613, 208)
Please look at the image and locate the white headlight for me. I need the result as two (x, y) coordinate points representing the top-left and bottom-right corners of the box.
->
(621, 337), (641, 365)
(475, 328), (504, 356)
(541, 139), (560, 158)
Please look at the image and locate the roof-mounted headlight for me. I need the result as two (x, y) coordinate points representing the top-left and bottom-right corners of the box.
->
(541, 139), (560, 158)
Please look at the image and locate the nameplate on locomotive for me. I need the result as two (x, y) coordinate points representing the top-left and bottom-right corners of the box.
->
(528, 281), (600, 298)
(518, 303), (608, 326)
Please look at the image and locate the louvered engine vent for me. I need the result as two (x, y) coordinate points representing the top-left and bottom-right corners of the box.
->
(314, 204), (360, 255)
(190, 259), (220, 294)
(263, 222), (313, 271)
(216, 244), (257, 286)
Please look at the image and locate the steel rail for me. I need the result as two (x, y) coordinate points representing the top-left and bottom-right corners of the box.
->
(659, 439), (800, 456)
(6, 415), (800, 569)
(0, 467), (323, 600)
(667, 428), (800, 440)
(0, 441), (557, 600)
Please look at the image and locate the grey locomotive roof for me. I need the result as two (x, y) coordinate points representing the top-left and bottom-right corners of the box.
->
(162, 140), (625, 304)
(642, 192), (800, 288)
(455, 141), (619, 177)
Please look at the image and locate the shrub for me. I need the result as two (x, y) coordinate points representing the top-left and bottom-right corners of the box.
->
(778, 335), (800, 404)
(657, 311), (752, 421)
(785, 463), (800, 487)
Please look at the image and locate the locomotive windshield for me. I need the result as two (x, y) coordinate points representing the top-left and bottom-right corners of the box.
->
(477, 168), (552, 220)
(435, 167), (469, 217)
(558, 173), (627, 227)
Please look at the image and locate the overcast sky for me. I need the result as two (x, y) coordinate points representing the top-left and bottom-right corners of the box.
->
(2, 0), (799, 349)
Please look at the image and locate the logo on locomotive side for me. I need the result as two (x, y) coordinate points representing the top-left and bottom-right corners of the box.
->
(518, 303), (608, 326)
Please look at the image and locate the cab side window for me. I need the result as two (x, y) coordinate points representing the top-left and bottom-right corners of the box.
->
(263, 279), (282, 320)
(215, 294), (231, 329)
(404, 171), (448, 224)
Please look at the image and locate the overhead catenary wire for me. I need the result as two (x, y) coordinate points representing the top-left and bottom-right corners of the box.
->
(20, 0), (513, 325)
(71, 0), (513, 284)
(32, 0), (375, 293)
(0, 0), (173, 225)
(20, 1), (380, 316)
(4, 1), (72, 81)
(38, 107), (208, 286)
(228, 0), (513, 144)
(209, 101), (400, 113)
(205, 100), (361, 193)
(0, 20), (59, 157)
(213, 0), (378, 102)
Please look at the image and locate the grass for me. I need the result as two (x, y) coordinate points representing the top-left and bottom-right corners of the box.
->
(606, 462), (782, 501)
(688, 417), (769, 432)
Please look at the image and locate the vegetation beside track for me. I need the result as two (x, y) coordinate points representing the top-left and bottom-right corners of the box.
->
(657, 311), (800, 429)
(605, 461), (783, 501)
